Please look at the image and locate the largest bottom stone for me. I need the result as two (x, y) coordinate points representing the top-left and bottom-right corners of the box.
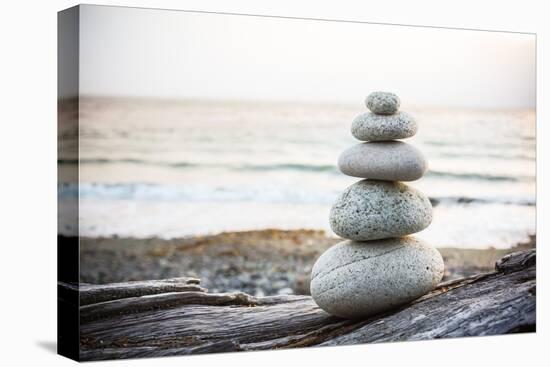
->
(310, 237), (444, 319)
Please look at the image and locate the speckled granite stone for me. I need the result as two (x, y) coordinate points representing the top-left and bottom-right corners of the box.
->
(365, 91), (401, 115)
(351, 112), (417, 141)
(310, 237), (444, 319)
(338, 141), (427, 181)
(329, 180), (432, 241)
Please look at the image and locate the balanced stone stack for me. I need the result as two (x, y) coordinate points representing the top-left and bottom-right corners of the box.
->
(310, 92), (444, 319)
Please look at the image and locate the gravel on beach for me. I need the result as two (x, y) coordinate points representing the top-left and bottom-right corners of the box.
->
(79, 229), (535, 297)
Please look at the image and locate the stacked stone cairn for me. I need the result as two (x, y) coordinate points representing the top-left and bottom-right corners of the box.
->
(310, 92), (444, 319)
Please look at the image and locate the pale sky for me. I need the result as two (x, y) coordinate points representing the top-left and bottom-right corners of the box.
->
(79, 5), (536, 108)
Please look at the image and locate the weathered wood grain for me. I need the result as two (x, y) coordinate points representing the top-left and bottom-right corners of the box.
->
(67, 249), (535, 361)
(60, 277), (205, 306)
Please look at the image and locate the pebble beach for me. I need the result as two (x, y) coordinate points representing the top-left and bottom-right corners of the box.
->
(78, 229), (535, 297)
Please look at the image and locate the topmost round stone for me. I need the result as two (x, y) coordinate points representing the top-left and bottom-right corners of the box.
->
(365, 92), (400, 115)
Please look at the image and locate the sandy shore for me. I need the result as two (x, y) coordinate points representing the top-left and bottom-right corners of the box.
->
(79, 229), (535, 297)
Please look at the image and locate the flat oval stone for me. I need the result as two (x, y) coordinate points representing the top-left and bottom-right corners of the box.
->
(329, 180), (432, 241)
(351, 112), (417, 141)
(310, 237), (444, 319)
(338, 141), (427, 181)
(365, 91), (400, 115)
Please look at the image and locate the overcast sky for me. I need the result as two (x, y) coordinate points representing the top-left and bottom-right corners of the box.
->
(79, 5), (536, 108)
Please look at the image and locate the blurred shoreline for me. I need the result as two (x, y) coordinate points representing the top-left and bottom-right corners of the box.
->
(59, 97), (535, 249)
(79, 229), (535, 297)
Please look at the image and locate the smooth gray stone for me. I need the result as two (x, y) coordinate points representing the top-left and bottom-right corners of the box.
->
(329, 180), (432, 241)
(337, 141), (427, 181)
(351, 112), (417, 141)
(310, 237), (444, 319)
(365, 91), (401, 115)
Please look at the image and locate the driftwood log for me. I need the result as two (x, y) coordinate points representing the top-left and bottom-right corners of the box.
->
(60, 249), (536, 361)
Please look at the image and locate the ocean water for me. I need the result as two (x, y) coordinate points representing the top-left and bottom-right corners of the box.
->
(58, 97), (536, 249)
